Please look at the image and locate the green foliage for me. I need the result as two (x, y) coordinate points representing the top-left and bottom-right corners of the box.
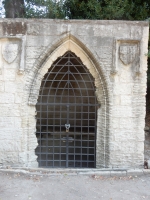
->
(25, 0), (65, 18)
(64, 0), (150, 20)
(101, 0), (126, 19)
(63, 0), (102, 19)
(2, 0), (149, 20)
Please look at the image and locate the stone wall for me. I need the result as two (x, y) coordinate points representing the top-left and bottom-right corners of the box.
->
(0, 19), (149, 168)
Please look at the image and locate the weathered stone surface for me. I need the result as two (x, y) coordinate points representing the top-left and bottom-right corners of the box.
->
(2, 21), (27, 36)
(0, 19), (149, 169)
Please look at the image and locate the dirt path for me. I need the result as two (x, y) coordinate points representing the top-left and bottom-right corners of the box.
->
(0, 171), (150, 200)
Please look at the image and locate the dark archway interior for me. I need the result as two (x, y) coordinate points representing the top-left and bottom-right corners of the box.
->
(35, 51), (98, 168)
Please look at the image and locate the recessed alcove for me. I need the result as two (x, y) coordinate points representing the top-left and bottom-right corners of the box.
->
(35, 51), (98, 168)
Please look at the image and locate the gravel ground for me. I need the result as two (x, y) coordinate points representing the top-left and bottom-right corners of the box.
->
(0, 171), (150, 200)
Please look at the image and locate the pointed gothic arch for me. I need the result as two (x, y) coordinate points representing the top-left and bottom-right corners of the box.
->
(27, 34), (111, 168)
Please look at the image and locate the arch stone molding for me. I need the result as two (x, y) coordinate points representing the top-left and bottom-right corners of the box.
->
(27, 34), (112, 168)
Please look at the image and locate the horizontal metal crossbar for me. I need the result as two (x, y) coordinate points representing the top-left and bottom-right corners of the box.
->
(36, 103), (99, 106)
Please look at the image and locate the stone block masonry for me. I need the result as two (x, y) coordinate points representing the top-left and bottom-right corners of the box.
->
(0, 19), (149, 169)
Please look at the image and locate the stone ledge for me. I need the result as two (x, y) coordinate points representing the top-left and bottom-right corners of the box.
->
(127, 169), (144, 176)
(143, 169), (150, 174)
(0, 167), (149, 176)
(78, 171), (111, 176)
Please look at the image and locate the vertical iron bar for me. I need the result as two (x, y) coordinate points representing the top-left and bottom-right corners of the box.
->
(66, 104), (69, 168)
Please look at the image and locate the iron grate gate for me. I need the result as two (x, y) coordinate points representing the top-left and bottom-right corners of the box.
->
(35, 51), (98, 168)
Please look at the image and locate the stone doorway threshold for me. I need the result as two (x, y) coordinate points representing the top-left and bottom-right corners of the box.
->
(0, 167), (149, 177)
